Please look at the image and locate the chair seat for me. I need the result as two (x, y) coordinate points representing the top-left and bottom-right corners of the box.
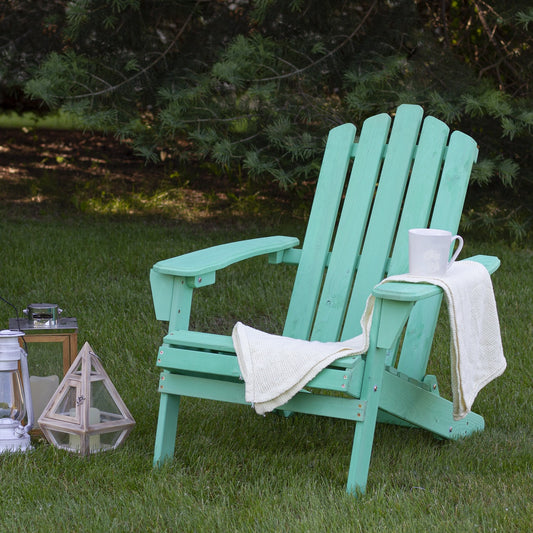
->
(159, 329), (366, 394)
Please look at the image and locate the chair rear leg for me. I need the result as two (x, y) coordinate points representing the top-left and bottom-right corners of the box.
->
(153, 390), (181, 467)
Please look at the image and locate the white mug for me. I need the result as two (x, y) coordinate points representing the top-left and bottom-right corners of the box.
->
(408, 228), (463, 276)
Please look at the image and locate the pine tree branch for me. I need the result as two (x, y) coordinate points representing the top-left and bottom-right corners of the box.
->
(253, 0), (378, 83)
(471, 0), (522, 85)
(70, 1), (200, 99)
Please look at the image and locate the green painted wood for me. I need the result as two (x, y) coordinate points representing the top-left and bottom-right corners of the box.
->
(379, 370), (485, 439)
(373, 282), (442, 301)
(280, 393), (367, 421)
(159, 372), (367, 421)
(386, 365), (434, 391)
(150, 269), (175, 321)
(372, 256), (500, 304)
(388, 116), (450, 275)
(305, 364), (364, 396)
(167, 277), (194, 331)
(160, 373), (247, 404)
(431, 130), (478, 233)
(395, 295), (443, 380)
(283, 123), (357, 340)
(158, 344), (365, 396)
(311, 113), (391, 341)
(157, 346), (241, 378)
(395, 131), (479, 378)
(376, 410), (417, 428)
(150, 273), (204, 326)
(153, 236), (300, 276)
(376, 300), (414, 350)
(465, 255), (500, 274)
(273, 247), (302, 265)
(342, 104), (424, 340)
(163, 330), (235, 352)
(153, 386), (181, 466)
(150, 105), (496, 495)
(346, 301), (388, 495)
(328, 354), (364, 369)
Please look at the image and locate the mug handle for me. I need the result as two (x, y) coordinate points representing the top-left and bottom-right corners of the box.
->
(448, 235), (464, 268)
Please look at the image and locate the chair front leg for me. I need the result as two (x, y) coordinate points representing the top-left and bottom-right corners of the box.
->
(346, 298), (414, 495)
(153, 381), (181, 467)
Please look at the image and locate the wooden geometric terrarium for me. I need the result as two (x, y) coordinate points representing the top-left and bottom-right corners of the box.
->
(38, 342), (135, 455)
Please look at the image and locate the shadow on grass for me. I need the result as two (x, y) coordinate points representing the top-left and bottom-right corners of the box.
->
(0, 128), (311, 227)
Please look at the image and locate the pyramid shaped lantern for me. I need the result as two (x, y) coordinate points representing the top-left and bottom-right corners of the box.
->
(39, 342), (135, 455)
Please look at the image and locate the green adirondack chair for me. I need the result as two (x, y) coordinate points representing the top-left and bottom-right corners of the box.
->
(150, 104), (500, 495)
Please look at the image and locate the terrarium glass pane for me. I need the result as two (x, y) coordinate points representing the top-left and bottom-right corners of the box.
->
(30, 375), (59, 428)
(99, 429), (123, 449)
(48, 429), (103, 453)
(48, 429), (72, 449)
(91, 380), (122, 416)
(54, 384), (80, 418)
(70, 431), (102, 452)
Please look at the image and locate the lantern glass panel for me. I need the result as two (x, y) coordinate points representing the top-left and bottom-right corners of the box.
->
(26, 342), (63, 378)
(0, 371), (25, 421)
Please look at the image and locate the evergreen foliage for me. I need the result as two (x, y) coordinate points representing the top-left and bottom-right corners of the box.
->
(0, 0), (66, 112)
(2, 1), (532, 239)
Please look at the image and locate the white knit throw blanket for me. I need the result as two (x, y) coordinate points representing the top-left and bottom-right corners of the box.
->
(232, 260), (506, 419)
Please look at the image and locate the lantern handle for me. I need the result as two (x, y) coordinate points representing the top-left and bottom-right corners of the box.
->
(18, 347), (34, 434)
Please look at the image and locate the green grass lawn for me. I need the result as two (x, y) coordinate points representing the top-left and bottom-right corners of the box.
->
(0, 111), (532, 532)
(0, 206), (530, 532)
(0, 111), (83, 130)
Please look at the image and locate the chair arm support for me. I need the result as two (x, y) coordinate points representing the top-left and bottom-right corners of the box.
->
(372, 255), (500, 302)
(372, 255), (499, 350)
(152, 236), (300, 277)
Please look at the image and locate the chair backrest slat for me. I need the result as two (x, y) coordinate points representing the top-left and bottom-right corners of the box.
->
(430, 131), (478, 231)
(282, 104), (478, 344)
(283, 123), (356, 340)
(396, 130), (478, 377)
(310, 113), (391, 341)
(387, 116), (450, 276)
(341, 105), (423, 339)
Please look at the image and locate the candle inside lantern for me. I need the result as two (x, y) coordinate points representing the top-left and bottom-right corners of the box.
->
(30, 375), (59, 428)
(68, 407), (101, 452)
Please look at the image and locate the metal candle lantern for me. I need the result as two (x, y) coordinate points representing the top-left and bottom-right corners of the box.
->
(23, 303), (62, 327)
(9, 303), (78, 434)
(0, 330), (34, 452)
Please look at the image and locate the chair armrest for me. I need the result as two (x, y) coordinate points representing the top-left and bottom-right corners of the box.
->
(372, 282), (442, 302)
(372, 255), (500, 302)
(152, 236), (300, 277)
(151, 236), (300, 324)
(465, 254), (500, 274)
